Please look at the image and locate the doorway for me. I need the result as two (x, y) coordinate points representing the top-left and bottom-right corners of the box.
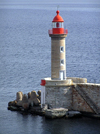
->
(60, 71), (64, 80)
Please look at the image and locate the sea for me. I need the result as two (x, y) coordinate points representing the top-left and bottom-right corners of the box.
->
(0, 1), (100, 134)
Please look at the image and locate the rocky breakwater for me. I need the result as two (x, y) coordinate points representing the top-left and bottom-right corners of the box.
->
(8, 90), (44, 115)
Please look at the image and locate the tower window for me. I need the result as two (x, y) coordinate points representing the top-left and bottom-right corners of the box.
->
(60, 46), (64, 52)
(52, 22), (56, 28)
(61, 59), (64, 66)
(61, 22), (64, 28)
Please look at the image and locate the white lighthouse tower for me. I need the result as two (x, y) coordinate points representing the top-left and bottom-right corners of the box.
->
(49, 10), (68, 80)
(41, 10), (72, 108)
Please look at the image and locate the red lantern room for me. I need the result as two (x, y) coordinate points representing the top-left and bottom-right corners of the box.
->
(49, 10), (68, 34)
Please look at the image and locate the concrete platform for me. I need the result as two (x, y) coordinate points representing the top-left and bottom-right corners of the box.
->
(45, 108), (68, 119)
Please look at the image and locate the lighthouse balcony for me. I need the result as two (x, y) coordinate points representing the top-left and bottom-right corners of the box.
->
(48, 29), (68, 35)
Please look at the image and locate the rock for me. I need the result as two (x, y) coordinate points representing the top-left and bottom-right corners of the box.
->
(28, 92), (31, 99)
(65, 111), (82, 118)
(30, 106), (44, 116)
(28, 91), (40, 106)
(37, 90), (41, 101)
(21, 94), (29, 110)
(16, 91), (23, 106)
(17, 100), (23, 107)
(8, 100), (17, 106)
(28, 91), (35, 106)
(33, 98), (40, 106)
(22, 94), (28, 103)
(8, 106), (21, 111)
(37, 90), (41, 96)
(8, 101), (13, 106)
(37, 95), (41, 101)
(45, 108), (68, 119)
(16, 91), (23, 102)
(22, 103), (29, 110)
(31, 90), (37, 98)
(42, 104), (48, 111)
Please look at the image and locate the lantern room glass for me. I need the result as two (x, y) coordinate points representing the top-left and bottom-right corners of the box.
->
(52, 22), (64, 28)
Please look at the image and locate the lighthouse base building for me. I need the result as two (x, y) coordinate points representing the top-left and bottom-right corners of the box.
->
(41, 77), (86, 108)
(40, 10), (100, 114)
(41, 77), (100, 114)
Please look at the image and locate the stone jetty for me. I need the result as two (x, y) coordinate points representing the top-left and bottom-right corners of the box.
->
(8, 90), (79, 118)
(8, 90), (100, 119)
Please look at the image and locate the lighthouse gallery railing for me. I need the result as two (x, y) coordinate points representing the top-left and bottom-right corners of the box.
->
(48, 29), (68, 34)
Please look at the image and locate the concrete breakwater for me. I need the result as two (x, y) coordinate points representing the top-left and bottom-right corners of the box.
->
(8, 90), (82, 118)
(8, 90), (41, 112)
(8, 84), (100, 119)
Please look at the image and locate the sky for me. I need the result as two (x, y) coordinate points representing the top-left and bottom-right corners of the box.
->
(0, 0), (100, 4)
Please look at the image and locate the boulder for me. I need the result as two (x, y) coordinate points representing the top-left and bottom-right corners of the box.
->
(22, 103), (29, 110)
(21, 94), (29, 109)
(42, 104), (48, 111)
(16, 91), (23, 102)
(37, 90), (41, 102)
(17, 100), (23, 107)
(37, 95), (41, 101)
(28, 91), (36, 105)
(22, 94), (28, 103)
(37, 90), (41, 96)
(16, 91), (23, 106)
(31, 90), (37, 98)
(33, 98), (40, 106)
(65, 111), (82, 118)
(28, 91), (40, 106)
(8, 100), (17, 107)
(28, 92), (31, 99)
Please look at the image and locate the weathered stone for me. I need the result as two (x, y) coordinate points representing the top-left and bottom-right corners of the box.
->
(8, 106), (21, 111)
(17, 94), (28, 106)
(72, 84), (100, 113)
(37, 95), (41, 101)
(42, 104), (48, 111)
(28, 91), (36, 104)
(31, 90), (37, 98)
(22, 103), (29, 110)
(45, 86), (72, 109)
(37, 90), (41, 96)
(17, 100), (23, 106)
(33, 98), (40, 106)
(37, 90), (41, 101)
(8, 100), (17, 106)
(16, 91), (23, 101)
(22, 94), (28, 103)
(8, 101), (13, 106)
(45, 108), (68, 119)
(68, 77), (87, 83)
(28, 91), (40, 106)
(20, 94), (29, 109)
(28, 92), (31, 99)
(65, 111), (82, 118)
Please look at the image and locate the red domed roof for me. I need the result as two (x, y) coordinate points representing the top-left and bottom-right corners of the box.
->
(52, 10), (64, 22)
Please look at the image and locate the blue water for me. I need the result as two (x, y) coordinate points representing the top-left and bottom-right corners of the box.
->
(0, 2), (100, 134)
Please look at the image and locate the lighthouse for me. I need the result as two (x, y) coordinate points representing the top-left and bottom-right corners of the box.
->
(41, 10), (72, 109)
(48, 10), (68, 80)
